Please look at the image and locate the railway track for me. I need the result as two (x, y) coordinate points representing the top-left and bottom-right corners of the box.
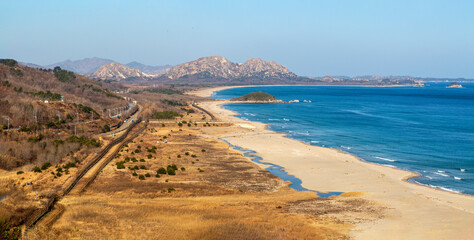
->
(192, 103), (216, 120)
(63, 120), (141, 196)
(22, 119), (144, 230)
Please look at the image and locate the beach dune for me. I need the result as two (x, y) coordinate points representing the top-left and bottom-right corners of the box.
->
(192, 87), (474, 240)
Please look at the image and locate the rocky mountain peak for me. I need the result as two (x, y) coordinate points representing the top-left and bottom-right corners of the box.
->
(165, 56), (295, 80)
(90, 62), (150, 80)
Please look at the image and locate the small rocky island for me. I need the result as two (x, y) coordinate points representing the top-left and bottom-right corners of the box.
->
(446, 82), (463, 88)
(231, 92), (282, 102)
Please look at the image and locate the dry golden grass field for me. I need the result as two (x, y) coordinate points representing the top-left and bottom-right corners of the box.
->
(16, 118), (386, 240)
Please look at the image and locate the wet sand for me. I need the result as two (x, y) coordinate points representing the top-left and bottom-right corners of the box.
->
(192, 87), (474, 240)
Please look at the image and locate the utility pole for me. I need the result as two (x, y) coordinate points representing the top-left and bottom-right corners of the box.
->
(75, 112), (79, 135)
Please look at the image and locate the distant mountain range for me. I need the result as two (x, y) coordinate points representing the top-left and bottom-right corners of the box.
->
(19, 57), (172, 79)
(19, 56), (473, 84)
(157, 56), (421, 85)
(45, 57), (114, 74)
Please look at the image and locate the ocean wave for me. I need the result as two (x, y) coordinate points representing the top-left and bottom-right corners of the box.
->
(414, 181), (462, 194)
(383, 164), (396, 168)
(268, 118), (279, 121)
(374, 156), (396, 162)
(437, 186), (461, 193)
(460, 169), (467, 172)
(454, 177), (462, 180)
(244, 113), (256, 116)
(295, 131), (310, 136)
(340, 145), (352, 150)
(437, 170), (445, 173)
(434, 172), (449, 177)
(283, 118), (290, 121)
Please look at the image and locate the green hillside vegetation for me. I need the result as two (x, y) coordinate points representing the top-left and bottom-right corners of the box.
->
(152, 111), (182, 119)
(231, 92), (276, 101)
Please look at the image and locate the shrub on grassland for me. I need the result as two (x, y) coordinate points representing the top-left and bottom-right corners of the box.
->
(41, 162), (52, 170)
(116, 161), (125, 169)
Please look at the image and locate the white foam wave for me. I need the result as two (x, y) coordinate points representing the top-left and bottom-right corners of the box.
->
(434, 172), (449, 177)
(414, 181), (462, 194)
(383, 164), (396, 168)
(437, 186), (461, 193)
(437, 170), (445, 173)
(295, 132), (310, 136)
(283, 118), (290, 121)
(460, 169), (467, 172)
(310, 140), (320, 143)
(340, 146), (352, 150)
(374, 156), (396, 162)
(454, 177), (462, 180)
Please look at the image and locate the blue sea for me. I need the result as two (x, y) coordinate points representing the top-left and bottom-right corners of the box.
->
(211, 83), (474, 195)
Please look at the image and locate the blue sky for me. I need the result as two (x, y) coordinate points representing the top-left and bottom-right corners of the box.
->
(1, 0), (473, 78)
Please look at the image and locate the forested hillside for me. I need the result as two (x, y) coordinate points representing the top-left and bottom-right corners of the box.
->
(0, 59), (128, 169)
(0, 59), (126, 127)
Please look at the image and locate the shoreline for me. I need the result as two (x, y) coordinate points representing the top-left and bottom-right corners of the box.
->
(191, 85), (471, 197)
(216, 100), (470, 198)
(187, 84), (422, 98)
(192, 85), (474, 239)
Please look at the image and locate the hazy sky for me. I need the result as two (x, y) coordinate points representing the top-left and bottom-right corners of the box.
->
(1, 0), (473, 78)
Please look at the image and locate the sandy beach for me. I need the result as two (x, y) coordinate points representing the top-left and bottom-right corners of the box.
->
(192, 87), (474, 240)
